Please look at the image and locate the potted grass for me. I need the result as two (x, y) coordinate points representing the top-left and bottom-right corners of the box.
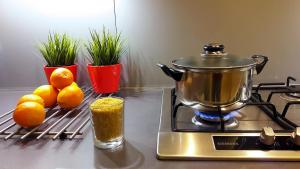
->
(38, 32), (79, 83)
(86, 28), (124, 93)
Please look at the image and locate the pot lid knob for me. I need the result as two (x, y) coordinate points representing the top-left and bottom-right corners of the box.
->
(203, 43), (225, 55)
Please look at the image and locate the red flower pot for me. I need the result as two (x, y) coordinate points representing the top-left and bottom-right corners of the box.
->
(87, 64), (121, 94)
(44, 64), (78, 83)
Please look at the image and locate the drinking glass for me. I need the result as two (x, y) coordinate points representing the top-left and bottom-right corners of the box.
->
(89, 97), (124, 149)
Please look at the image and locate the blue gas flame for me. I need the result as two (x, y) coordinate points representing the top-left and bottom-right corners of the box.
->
(194, 111), (239, 121)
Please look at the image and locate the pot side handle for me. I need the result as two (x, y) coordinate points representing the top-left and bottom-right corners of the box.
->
(252, 55), (268, 74)
(156, 63), (183, 81)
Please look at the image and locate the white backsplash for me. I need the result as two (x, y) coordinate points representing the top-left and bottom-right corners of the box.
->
(0, 0), (300, 88)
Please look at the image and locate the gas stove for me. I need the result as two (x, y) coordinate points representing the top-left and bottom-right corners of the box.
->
(157, 76), (300, 161)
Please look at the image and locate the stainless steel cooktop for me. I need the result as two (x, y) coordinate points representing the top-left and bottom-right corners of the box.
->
(157, 81), (300, 161)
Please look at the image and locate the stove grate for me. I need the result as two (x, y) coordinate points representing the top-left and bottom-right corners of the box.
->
(171, 76), (300, 132)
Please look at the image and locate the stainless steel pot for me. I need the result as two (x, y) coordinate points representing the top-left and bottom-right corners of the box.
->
(157, 43), (268, 113)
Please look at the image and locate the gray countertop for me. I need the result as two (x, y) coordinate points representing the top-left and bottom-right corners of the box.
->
(0, 88), (300, 169)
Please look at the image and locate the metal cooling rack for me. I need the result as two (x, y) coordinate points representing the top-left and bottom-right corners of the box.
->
(0, 86), (112, 140)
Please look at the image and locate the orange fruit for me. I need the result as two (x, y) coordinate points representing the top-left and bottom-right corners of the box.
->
(57, 85), (84, 109)
(50, 68), (74, 89)
(71, 82), (78, 87)
(33, 85), (58, 108)
(13, 101), (46, 128)
(17, 94), (44, 106)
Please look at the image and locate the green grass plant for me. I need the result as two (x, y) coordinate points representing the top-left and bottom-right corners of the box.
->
(38, 32), (78, 67)
(86, 28), (123, 66)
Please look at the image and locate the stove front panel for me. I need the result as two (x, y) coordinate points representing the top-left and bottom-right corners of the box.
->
(213, 135), (299, 150)
(157, 132), (300, 160)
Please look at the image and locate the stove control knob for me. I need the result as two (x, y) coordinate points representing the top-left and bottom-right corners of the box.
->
(260, 127), (275, 146)
(292, 127), (300, 146)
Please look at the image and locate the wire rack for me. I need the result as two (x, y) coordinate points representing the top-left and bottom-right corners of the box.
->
(0, 86), (113, 140)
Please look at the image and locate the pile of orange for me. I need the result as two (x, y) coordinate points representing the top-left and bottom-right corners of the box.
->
(13, 68), (84, 128)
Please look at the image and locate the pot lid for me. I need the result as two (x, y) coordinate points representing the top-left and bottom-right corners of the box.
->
(172, 43), (257, 69)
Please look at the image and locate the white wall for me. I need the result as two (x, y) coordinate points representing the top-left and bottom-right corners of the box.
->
(1, 0), (300, 88)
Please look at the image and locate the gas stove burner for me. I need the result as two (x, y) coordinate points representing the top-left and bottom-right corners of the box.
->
(192, 111), (239, 129)
(192, 115), (239, 129)
(194, 111), (239, 122)
(280, 93), (300, 102)
(282, 85), (300, 100)
(286, 92), (300, 98)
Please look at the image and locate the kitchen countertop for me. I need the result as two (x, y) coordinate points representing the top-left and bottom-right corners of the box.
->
(1, 88), (300, 169)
